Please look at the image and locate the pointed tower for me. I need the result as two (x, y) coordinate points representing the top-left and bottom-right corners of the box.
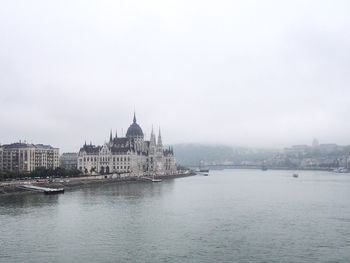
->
(109, 130), (113, 143)
(133, 111), (136, 123)
(149, 125), (156, 155)
(157, 127), (163, 153)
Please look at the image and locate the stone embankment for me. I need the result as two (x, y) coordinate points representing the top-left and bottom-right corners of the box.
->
(0, 171), (195, 196)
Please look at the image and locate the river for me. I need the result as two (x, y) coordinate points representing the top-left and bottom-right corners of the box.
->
(0, 169), (349, 262)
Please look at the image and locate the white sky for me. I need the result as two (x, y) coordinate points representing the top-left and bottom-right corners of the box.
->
(0, 0), (349, 152)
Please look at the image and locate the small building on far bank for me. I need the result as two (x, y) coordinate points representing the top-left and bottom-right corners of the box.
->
(60, 152), (78, 170)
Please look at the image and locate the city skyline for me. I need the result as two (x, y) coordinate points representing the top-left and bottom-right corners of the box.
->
(0, 134), (348, 154)
(0, 111), (349, 153)
(1, 0), (350, 151)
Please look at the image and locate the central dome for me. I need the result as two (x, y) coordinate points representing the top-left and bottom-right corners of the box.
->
(126, 113), (144, 138)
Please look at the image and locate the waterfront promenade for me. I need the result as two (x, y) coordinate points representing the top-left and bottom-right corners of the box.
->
(0, 171), (194, 196)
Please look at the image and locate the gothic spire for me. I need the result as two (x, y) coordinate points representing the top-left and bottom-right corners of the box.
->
(150, 125), (155, 138)
(157, 127), (162, 146)
(150, 125), (156, 148)
(109, 129), (113, 142)
(115, 129), (118, 139)
(133, 112), (136, 123)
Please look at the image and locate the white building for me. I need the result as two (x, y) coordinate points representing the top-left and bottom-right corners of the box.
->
(77, 113), (176, 176)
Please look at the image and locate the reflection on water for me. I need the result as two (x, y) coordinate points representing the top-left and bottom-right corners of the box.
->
(0, 170), (349, 263)
(79, 179), (175, 198)
(0, 193), (60, 216)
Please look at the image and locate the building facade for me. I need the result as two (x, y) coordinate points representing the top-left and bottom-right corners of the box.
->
(0, 142), (59, 172)
(60, 152), (78, 170)
(77, 114), (176, 176)
(0, 147), (3, 172)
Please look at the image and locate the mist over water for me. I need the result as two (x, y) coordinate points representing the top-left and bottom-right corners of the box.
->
(1, 0), (350, 150)
(1, 170), (349, 263)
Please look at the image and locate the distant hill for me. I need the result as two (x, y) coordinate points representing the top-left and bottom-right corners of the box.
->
(172, 144), (277, 167)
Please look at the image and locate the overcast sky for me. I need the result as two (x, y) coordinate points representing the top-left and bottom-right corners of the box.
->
(0, 0), (349, 152)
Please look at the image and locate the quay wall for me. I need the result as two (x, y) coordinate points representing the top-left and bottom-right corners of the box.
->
(0, 172), (195, 196)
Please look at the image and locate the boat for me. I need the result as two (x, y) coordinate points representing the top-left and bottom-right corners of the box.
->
(195, 169), (210, 175)
(44, 188), (65, 194)
(151, 174), (162, 183)
(151, 179), (162, 182)
(197, 160), (210, 174)
(19, 184), (65, 195)
(334, 167), (349, 173)
(293, 173), (299, 178)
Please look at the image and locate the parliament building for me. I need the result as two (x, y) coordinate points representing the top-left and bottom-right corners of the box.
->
(77, 113), (176, 176)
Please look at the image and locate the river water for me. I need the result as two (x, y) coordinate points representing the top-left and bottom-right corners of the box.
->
(0, 169), (349, 263)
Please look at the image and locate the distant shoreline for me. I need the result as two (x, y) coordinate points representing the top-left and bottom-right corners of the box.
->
(191, 166), (347, 172)
(0, 172), (196, 197)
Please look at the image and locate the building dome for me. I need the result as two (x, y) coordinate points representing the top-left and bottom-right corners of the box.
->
(126, 113), (144, 137)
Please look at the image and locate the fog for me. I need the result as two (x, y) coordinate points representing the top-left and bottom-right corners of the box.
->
(0, 0), (349, 152)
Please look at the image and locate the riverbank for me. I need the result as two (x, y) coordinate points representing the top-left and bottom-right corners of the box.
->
(198, 166), (349, 172)
(0, 172), (196, 196)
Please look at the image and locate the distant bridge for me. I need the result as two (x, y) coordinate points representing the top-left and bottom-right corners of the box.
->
(188, 164), (299, 170)
(189, 164), (262, 170)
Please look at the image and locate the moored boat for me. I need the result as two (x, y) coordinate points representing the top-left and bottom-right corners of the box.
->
(44, 188), (65, 194)
(151, 179), (162, 182)
(151, 174), (162, 182)
(197, 160), (210, 174)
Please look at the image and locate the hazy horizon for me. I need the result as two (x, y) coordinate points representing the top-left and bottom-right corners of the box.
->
(1, 0), (349, 152)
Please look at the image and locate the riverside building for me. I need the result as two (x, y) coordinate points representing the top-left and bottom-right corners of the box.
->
(60, 152), (78, 170)
(0, 142), (59, 172)
(77, 113), (177, 176)
(0, 147), (3, 171)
